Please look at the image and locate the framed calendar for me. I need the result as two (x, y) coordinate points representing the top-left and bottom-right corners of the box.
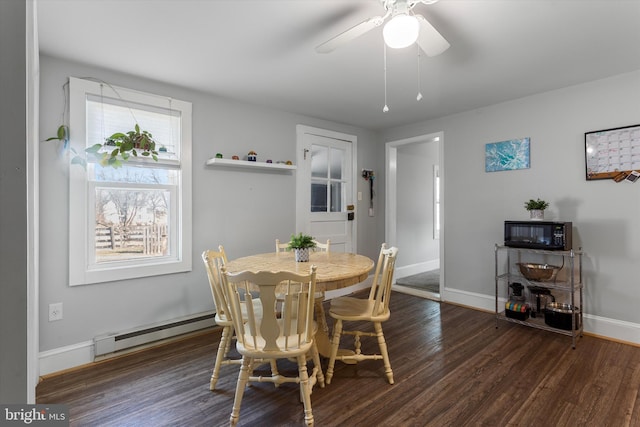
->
(585, 124), (640, 180)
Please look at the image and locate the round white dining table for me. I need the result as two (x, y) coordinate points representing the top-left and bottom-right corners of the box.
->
(225, 251), (374, 357)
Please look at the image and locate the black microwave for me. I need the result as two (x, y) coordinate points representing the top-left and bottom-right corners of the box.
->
(504, 221), (572, 251)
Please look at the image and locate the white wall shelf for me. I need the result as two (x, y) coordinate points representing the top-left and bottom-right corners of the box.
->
(205, 157), (296, 172)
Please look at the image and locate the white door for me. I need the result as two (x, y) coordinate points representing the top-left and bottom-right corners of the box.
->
(296, 125), (356, 253)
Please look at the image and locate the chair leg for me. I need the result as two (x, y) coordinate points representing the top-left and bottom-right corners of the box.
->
(325, 319), (343, 385)
(310, 341), (325, 388)
(269, 359), (280, 388)
(230, 357), (252, 427)
(374, 322), (394, 385)
(297, 354), (314, 426)
(210, 325), (232, 390)
(224, 324), (235, 356)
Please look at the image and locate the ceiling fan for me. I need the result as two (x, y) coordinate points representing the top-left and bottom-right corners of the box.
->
(316, 0), (450, 56)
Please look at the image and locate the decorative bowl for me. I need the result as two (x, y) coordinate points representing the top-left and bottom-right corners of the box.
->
(516, 262), (560, 281)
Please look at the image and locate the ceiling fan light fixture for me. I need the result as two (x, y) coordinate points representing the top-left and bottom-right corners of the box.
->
(383, 13), (419, 49)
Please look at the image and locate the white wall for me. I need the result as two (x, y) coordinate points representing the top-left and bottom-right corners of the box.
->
(383, 70), (640, 343)
(396, 141), (439, 268)
(38, 55), (383, 371)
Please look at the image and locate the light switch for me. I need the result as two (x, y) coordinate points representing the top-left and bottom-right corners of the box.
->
(357, 191), (362, 201)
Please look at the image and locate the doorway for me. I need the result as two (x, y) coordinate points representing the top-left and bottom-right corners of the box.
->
(386, 132), (443, 301)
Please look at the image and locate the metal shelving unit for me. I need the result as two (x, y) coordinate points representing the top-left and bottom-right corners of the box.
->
(495, 244), (584, 348)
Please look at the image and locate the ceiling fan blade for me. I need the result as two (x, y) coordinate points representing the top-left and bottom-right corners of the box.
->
(415, 14), (450, 57)
(316, 16), (384, 53)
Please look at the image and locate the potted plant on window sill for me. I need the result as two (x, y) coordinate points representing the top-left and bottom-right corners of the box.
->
(47, 123), (160, 169)
(525, 198), (549, 221)
(288, 233), (317, 262)
(85, 123), (159, 168)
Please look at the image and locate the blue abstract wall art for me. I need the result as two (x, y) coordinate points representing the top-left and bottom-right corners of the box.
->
(485, 137), (530, 172)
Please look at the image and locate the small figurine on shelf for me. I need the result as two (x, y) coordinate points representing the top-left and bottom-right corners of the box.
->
(247, 150), (257, 162)
(232, 155), (240, 160)
(285, 160), (293, 165)
(266, 159), (273, 163)
(215, 153), (223, 159)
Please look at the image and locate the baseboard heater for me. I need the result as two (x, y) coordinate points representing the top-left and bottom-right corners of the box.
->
(94, 311), (216, 357)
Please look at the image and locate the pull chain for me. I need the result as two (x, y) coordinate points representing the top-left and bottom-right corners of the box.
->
(168, 97), (173, 153)
(100, 83), (105, 143)
(417, 45), (423, 101)
(383, 43), (389, 112)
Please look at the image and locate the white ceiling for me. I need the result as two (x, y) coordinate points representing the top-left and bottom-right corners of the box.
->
(37, 0), (640, 132)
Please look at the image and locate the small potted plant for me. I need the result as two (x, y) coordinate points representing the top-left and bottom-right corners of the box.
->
(84, 124), (159, 168)
(288, 232), (317, 262)
(524, 198), (549, 220)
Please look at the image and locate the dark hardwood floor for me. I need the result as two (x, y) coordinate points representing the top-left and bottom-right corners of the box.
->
(37, 292), (640, 426)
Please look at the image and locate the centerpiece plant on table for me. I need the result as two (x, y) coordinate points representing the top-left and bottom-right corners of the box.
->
(287, 233), (317, 262)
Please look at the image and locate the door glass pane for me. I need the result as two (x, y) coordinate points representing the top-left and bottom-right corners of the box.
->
(330, 148), (344, 180)
(311, 145), (328, 178)
(330, 182), (343, 212)
(311, 182), (327, 212)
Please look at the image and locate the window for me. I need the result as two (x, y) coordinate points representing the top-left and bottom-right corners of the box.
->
(68, 77), (192, 285)
(310, 145), (345, 213)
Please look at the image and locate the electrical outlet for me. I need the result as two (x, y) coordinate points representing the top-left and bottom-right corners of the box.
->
(49, 302), (63, 322)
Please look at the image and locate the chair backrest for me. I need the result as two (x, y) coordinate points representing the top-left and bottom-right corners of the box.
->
(202, 246), (232, 323)
(312, 239), (331, 253)
(275, 239), (289, 253)
(368, 244), (399, 315)
(223, 266), (317, 354)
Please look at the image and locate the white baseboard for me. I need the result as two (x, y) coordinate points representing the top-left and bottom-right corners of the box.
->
(39, 340), (95, 376)
(442, 286), (640, 346)
(582, 314), (640, 345)
(395, 260), (439, 279)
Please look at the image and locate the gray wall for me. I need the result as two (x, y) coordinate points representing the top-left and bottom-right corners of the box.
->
(0, 0), (28, 403)
(383, 70), (640, 327)
(38, 55), (383, 353)
(396, 141), (439, 268)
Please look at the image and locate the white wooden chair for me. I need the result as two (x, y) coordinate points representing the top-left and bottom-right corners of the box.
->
(275, 238), (289, 253)
(275, 238), (329, 305)
(202, 247), (278, 390)
(325, 244), (399, 385)
(222, 266), (324, 427)
(312, 239), (331, 252)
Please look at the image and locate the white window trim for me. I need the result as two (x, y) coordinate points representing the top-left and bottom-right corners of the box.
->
(68, 77), (192, 285)
(433, 164), (440, 240)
